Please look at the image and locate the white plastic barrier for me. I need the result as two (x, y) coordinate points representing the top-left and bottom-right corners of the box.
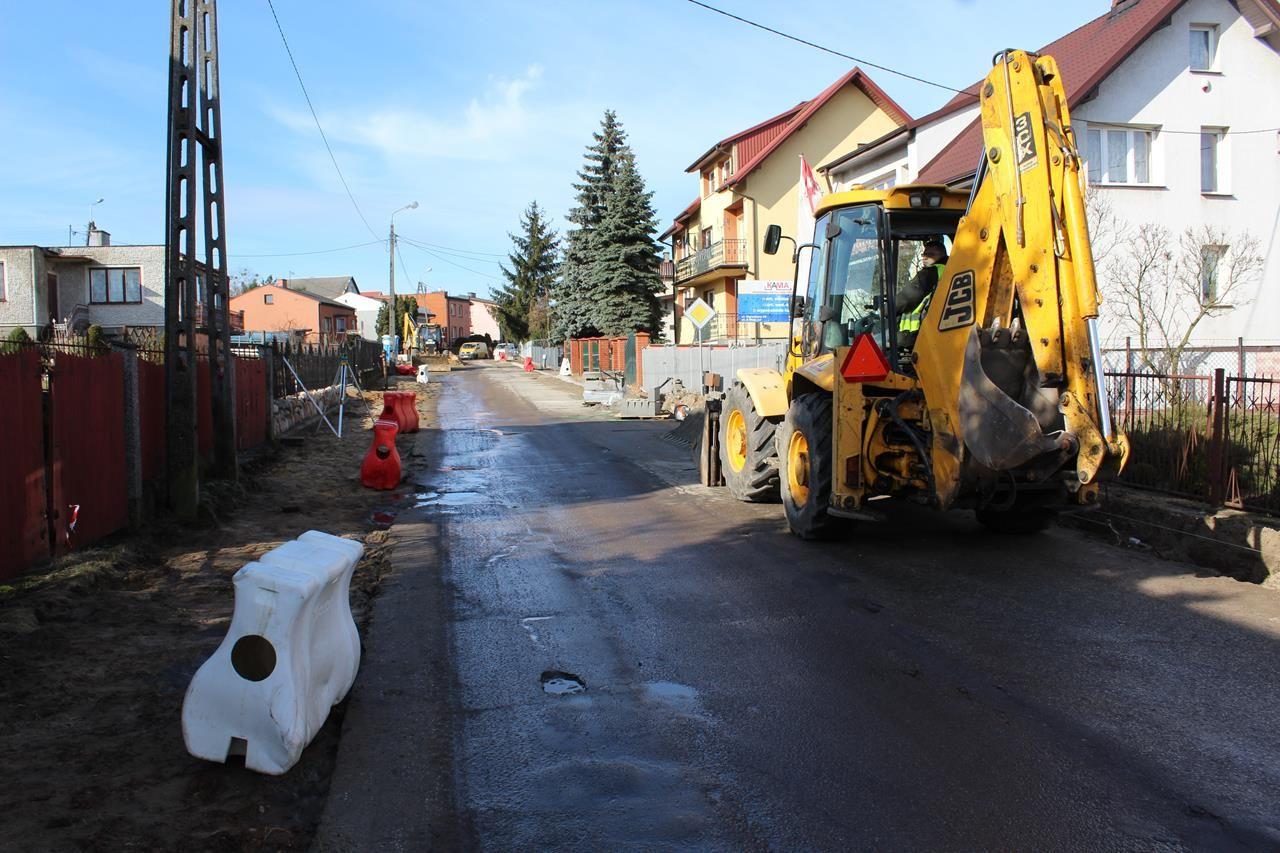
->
(182, 530), (364, 775)
(416, 364), (431, 384)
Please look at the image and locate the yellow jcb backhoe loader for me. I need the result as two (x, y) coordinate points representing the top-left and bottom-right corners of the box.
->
(698, 49), (1129, 538)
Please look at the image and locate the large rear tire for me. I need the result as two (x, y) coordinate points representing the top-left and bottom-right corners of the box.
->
(719, 383), (780, 502)
(779, 393), (837, 539)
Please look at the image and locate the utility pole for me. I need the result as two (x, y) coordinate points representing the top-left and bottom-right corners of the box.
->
(388, 202), (418, 354)
(164, 0), (237, 520)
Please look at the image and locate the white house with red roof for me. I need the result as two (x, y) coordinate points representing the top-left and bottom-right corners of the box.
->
(823, 0), (1280, 354)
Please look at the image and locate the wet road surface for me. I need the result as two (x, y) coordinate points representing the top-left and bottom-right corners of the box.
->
(334, 362), (1280, 850)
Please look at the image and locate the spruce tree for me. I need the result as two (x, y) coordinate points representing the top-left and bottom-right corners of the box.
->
(555, 110), (626, 340)
(589, 150), (663, 336)
(493, 201), (560, 342)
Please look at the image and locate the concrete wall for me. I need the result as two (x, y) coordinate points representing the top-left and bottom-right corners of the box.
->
(641, 342), (788, 393)
(1076, 0), (1280, 346)
(0, 247), (41, 332)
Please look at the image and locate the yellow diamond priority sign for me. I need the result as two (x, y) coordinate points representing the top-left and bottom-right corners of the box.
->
(686, 297), (716, 330)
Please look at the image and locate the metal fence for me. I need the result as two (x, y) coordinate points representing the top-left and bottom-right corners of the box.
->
(1102, 340), (1280, 378)
(641, 342), (787, 393)
(1107, 368), (1279, 516)
(269, 337), (384, 399)
(520, 340), (563, 370)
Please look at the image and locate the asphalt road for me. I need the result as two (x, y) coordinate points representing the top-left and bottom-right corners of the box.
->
(321, 362), (1280, 851)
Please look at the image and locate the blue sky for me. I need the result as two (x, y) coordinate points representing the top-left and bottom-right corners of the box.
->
(0, 1), (1108, 298)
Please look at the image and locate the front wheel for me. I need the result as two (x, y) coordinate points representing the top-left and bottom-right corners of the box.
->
(719, 383), (780, 502)
(778, 393), (837, 539)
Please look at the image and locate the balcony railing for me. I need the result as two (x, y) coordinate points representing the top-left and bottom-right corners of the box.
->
(675, 238), (747, 283)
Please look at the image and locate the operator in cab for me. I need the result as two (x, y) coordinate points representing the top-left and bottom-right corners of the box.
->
(896, 239), (948, 341)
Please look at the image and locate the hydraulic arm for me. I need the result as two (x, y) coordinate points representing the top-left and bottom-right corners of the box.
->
(912, 49), (1129, 508)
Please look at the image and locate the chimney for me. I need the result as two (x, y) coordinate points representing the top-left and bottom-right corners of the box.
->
(87, 222), (110, 246)
(469, 291), (477, 299)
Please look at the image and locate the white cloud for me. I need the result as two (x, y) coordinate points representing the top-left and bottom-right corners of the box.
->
(270, 64), (546, 163)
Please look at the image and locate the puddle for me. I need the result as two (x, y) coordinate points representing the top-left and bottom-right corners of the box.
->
(438, 465), (478, 472)
(643, 681), (698, 708)
(540, 670), (586, 696)
(370, 509), (399, 527)
(414, 491), (486, 508)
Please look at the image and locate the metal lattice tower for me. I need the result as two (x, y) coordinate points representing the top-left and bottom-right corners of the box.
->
(165, 0), (237, 520)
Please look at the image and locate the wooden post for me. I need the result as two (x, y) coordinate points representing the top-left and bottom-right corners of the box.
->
(1207, 367), (1227, 505)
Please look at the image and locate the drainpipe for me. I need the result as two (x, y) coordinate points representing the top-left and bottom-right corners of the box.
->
(734, 191), (760, 278)
(30, 248), (39, 328)
(671, 233), (680, 346)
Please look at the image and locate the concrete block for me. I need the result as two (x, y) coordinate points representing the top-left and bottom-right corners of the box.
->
(181, 530), (364, 775)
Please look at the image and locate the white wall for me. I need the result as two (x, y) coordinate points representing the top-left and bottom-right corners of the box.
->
(333, 292), (383, 341)
(46, 245), (166, 329)
(909, 105), (981, 179)
(1077, 0), (1280, 346)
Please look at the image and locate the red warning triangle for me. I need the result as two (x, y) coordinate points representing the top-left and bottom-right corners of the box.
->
(840, 333), (891, 383)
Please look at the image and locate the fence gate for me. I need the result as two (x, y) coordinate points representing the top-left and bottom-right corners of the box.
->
(48, 352), (128, 554)
(0, 349), (50, 580)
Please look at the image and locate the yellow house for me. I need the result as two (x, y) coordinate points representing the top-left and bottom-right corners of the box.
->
(661, 67), (909, 343)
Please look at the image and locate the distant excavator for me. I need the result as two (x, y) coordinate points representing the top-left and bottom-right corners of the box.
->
(698, 49), (1129, 537)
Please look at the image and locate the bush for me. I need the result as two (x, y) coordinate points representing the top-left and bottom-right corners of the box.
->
(2, 326), (32, 355)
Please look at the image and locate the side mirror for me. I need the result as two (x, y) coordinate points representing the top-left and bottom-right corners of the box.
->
(791, 294), (807, 318)
(817, 304), (838, 323)
(763, 224), (783, 256)
(825, 218), (843, 240)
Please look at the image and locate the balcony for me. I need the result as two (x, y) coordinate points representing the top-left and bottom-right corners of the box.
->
(675, 238), (748, 284)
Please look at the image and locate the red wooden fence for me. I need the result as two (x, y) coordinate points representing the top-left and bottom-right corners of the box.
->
(235, 357), (268, 450)
(48, 352), (127, 554)
(0, 349), (50, 581)
(136, 359), (166, 483)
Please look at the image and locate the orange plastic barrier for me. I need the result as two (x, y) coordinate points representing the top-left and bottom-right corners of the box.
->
(360, 418), (401, 490)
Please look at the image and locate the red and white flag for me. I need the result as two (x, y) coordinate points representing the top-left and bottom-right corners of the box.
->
(795, 155), (824, 290)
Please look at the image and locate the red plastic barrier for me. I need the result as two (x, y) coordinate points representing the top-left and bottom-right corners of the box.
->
(523, 356), (534, 372)
(0, 349), (50, 580)
(378, 392), (404, 432)
(396, 391), (419, 434)
(395, 363), (416, 376)
(360, 418), (401, 490)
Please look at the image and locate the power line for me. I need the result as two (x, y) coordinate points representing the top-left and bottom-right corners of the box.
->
(265, 0), (380, 240)
(683, 0), (964, 95)
(235, 239), (386, 258)
(397, 235), (509, 259)
(400, 238), (497, 278)
(405, 243), (503, 265)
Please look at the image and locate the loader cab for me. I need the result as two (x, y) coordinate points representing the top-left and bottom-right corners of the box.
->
(777, 186), (966, 368)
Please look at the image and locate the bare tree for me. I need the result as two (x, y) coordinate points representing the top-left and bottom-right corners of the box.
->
(1102, 222), (1261, 372)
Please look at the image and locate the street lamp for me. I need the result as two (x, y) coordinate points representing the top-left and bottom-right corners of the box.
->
(388, 201), (418, 353)
(84, 198), (104, 245)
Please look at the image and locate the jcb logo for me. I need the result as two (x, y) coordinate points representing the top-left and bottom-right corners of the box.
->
(937, 271), (976, 332)
(1014, 111), (1038, 172)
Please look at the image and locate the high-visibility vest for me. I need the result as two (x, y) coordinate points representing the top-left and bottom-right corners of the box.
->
(898, 262), (946, 333)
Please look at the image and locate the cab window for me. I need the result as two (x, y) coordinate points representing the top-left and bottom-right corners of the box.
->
(818, 205), (885, 352)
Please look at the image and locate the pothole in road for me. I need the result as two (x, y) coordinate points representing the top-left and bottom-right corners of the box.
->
(540, 670), (586, 695)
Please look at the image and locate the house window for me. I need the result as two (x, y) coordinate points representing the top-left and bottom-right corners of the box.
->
(264, 292), (274, 304)
(701, 227), (713, 250)
(1201, 128), (1226, 193)
(336, 315), (347, 333)
(1085, 125), (1156, 185)
(89, 267), (143, 304)
(1190, 25), (1219, 72)
(1200, 245), (1225, 303)
(0, 260), (5, 301)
